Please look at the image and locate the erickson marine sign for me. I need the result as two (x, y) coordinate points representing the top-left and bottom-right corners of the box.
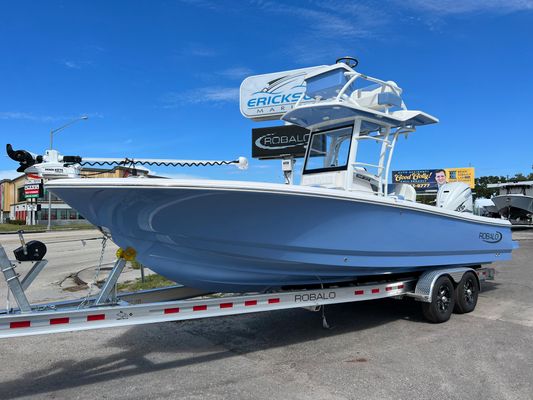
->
(240, 66), (325, 121)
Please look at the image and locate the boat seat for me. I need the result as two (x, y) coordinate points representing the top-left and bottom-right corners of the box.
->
(350, 83), (403, 112)
(389, 183), (417, 202)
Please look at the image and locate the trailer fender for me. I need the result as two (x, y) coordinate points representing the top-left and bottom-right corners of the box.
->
(411, 267), (479, 303)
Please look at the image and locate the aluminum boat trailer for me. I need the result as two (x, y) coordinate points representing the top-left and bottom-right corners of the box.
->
(0, 239), (495, 339)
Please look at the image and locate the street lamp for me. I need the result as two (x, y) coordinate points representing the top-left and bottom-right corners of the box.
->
(50, 115), (88, 150)
(47, 116), (88, 230)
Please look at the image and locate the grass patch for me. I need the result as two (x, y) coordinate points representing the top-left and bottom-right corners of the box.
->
(51, 223), (93, 231)
(117, 274), (176, 292)
(0, 224), (47, 232)
(0, 223), (93, 232)
(130, 260), (143, 270)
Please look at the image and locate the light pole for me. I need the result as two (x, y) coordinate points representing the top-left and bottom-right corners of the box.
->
(47, 116), (88, 230)
(50, 115), (88, 150)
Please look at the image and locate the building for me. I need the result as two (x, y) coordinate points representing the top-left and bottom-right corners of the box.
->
(0, 166), (152, 226)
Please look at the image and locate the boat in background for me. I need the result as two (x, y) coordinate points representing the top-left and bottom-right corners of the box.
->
(474, 198), (499, 217)
(489, 181), (533, 225)
(13, 58), (518, 292)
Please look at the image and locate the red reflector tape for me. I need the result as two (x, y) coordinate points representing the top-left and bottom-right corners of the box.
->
(87, 314), (105, 321)
(219, 303), (233, 309)
(268, 298), (280, 304)
(10, 321), (30, 329)
(50, 317), (69, 325)
(164, 308), (180, 314)
(245, 300), (257, 306)
(354, 290), (364, 295)
(385, 287), (392, 292)
(372, 288), (380, 294)
(398, 284), (404, 289)
(193, 305), (207, 311)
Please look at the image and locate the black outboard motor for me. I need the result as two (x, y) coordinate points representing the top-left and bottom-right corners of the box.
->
(13, 231), (47, 262)
(6, 144), (41, 173)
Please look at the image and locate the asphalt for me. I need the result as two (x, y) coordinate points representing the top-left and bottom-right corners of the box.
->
(0, 229), (532, 400)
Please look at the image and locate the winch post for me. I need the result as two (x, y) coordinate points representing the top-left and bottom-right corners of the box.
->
(0, 245), (32, 313)
(94, 257), (127, 305)
(17, 230), (28, 256)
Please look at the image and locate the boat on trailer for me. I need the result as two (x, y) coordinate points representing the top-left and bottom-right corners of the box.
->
(38, 58), (516, 292)
(1, 57), (519, 333)
(488, 181), (533, 225)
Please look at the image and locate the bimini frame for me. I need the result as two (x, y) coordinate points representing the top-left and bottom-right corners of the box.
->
(295, 66), (418, 196)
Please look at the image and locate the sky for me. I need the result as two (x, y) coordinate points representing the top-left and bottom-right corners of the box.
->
(1, 0), (532, 183)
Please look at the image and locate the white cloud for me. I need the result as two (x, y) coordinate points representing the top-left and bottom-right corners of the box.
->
(161, 86), (239, 108)
(182, 0), (533, 65)
(0, 112), (103, 122)
(219, 67), (254, 80)
(179, 0), (221, 11)
(179, 42), (218, 58)
(248, 0), (383, 44)
(0, 170), (21, 181)
(182, 0), (387, 65)
(64, 60), (81, 69)
(399, 0), (533, 15)
(199, 87), (240, 102)
(0, 112), (58, 122)
(190, 47), (217, 57)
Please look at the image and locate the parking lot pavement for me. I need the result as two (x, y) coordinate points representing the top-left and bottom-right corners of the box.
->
(0, 230), (531, 400)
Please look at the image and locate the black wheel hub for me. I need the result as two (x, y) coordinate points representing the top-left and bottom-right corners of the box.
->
(436, 284), (451, 313)
(463, 279), (475, 305)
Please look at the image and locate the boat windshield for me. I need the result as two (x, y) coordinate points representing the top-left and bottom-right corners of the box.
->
(303, 125), (352, 174)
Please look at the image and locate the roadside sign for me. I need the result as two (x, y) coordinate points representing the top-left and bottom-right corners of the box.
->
(446, 167), (475, 188)
(24, 179), (43, 199)
(392, 167), (476, 192)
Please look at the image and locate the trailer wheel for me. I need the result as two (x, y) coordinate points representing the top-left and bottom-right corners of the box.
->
(421, 276), (455, 323)
(453, 271), (479, 314)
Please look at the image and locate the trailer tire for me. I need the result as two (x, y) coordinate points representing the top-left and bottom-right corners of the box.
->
(421, 276), (455, 323)
(453, 271), (479, 314)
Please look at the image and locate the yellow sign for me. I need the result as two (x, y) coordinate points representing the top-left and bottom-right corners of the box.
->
(445, 167), (475, 188)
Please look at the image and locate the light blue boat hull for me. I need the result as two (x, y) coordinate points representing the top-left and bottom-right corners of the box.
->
(49, 183), (516, 292)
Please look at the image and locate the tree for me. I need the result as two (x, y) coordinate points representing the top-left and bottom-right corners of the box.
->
(474, 170), (533, 198)
(474, 175), (506, 198)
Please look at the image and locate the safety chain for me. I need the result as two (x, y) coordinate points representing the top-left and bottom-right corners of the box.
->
(78, 236), (108, 309)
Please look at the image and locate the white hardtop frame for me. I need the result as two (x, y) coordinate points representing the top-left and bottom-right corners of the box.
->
(277, 62), (439, 197)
